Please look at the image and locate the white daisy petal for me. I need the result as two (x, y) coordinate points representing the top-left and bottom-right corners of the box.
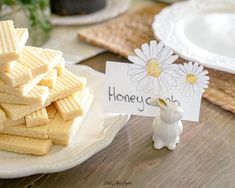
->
(186, 85), (192, 96)
(161, 72), (177, 87)
(201, 84), (207, 90)
(163, 63), (177, 71)
(199, 75), (209, 82)
(188, 85), (193, 96)
(159, 46), (172, 62)
(198, 74), (209, 79)
(195, 65), (204, 75)
(177, 69), (186, 77)
(179, 85), (185, 96)
(198, 88), (203, 95)
(130, 72), (147, 83)
(179, 64), (187, 75)
(150, 40), (157, 59)
(162, 55), (178, 65)
(158, 46), (168, 60)
(193, 84), (201, 93)
(136, 76), (150, 91)
(199, 81), (208, 88)
(128, 64), (144, 69)
(156, 42), (165, 59)
(192, 62), (199, 74)
(158, 76), (168, 91)
(199, 82), (209, 89)
(173, 64), (181, 72)
(134, 48), (148, 61)
(198, 70), (208, 76)
(128, 55), (146, 66)
(177, 79), (187, 85)
(204, 80), (209, 84)
(188, 62), (193, 72)
(141, 43), (150, 60)
(127, 68), (146, 76)
(153, 79), (161, 95)
(185, 63), (192, 74)
(179, 82), (185, 90)
(186, 86), (191, 95)
(182, 64), (188, 74)
(182, 84), (188, 96)
(190, 85), (195, 96)
(182, 63), (188, 73)
(145, 77), (154, 93)
(158, 46), (170, 62)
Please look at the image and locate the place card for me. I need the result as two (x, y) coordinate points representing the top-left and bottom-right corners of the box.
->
(104, 41), (209, 122)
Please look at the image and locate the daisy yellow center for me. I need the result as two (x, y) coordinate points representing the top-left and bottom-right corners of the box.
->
(186, 74), (198, 84)
(146, 59), (161, 78)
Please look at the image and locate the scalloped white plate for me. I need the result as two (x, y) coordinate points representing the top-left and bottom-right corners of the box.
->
(51, 0), (131, 25)
(0, 65), (130, 179)
(152, 0), (235, 74)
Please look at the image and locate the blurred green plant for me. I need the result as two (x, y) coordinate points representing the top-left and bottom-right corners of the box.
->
(0, 0), (52, 34)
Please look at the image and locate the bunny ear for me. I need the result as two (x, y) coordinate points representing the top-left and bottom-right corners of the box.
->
(158, 98), (168, 109)
(149, 98), (168, 108)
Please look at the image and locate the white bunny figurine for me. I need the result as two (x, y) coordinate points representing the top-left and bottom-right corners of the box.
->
(149, 98), (184, 150)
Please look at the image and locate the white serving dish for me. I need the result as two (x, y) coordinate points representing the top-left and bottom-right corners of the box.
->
(152, 0), (235, 73)
(0, 65), (130, 178)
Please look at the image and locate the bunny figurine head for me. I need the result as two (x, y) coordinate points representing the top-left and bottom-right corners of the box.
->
(150, 98), (184, 123)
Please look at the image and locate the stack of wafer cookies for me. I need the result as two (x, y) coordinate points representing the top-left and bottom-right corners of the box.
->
(0, 20), (93, 156)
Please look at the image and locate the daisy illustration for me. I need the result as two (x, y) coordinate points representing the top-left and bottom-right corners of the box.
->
(175, 62), (209, 96)
(127, 40), (178, 94)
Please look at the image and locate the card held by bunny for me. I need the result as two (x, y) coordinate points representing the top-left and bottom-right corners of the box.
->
(149, 98), (184, 150)
(105, 41), (210, 151)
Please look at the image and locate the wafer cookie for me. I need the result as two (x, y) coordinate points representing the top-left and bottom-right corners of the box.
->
(2, 118), (25, 127)
(42, 48), (63, 70)
(0, 73), (46, 97)
(46, 104), (57, 119)
(0, 46), (61, 87)
(0, 86), (49, 105)
(0, 61), (15, 73)
(0, 62), (32, 87)
(0, 134), (52, 155)
(26, 108), (49, 127)
(28, 47), (62, 70)
(49, 94), (93, 145)
(0, 109), (6, 130)
(0, 21), (20, 63)
(55, 88), (89, 121)
(48, 69), (85, 102)
(0, 100), (50, 121)
(0, 46), (56, 87)
(0, 109), (6, 123)
(0, 28), (28, 73)
(39, 69), (57, 88)
(15, 28), (29, 49)
(55, 58), (65, 76)
(18, 46), (50, 77)
(0, 124), (48, 139)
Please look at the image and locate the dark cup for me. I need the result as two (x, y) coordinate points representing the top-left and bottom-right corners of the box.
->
(50, 0), (106, 15)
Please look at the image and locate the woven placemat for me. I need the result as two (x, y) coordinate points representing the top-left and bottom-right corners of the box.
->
(78, 4), (235, 114)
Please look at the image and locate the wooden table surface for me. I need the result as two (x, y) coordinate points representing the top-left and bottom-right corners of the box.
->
(0, 52), (235, 188)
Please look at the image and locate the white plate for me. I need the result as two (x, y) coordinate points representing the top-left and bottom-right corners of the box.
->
(152, 0), (235, 74)
(51, 0), (131, 25)
(0, 65), (130, 179)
